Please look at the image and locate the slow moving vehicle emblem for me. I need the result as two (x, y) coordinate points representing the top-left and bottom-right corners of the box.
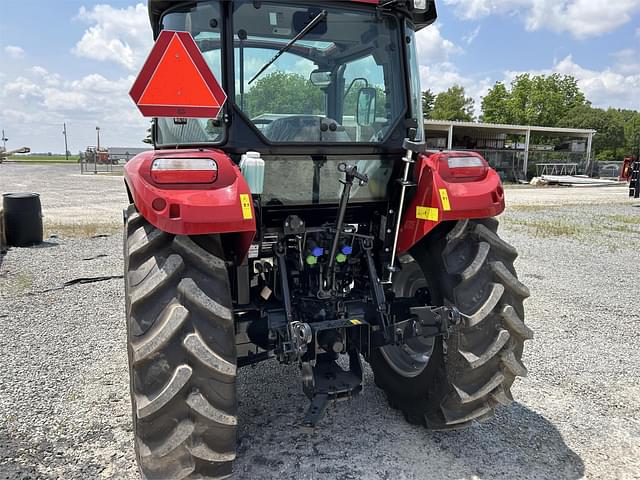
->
(130, 30), (227, 118)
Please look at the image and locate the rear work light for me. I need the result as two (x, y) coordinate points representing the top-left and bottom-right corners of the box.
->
(151, 157), (218, 184)
(439, 155), (489, 182)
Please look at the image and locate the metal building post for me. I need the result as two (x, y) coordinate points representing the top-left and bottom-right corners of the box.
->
(523, 129), (531, 179)
(447, 124), (453, 150)
(586, 132), (593, 175)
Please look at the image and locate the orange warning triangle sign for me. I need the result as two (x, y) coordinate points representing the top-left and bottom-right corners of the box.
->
(130, 30), (226, 118)
(138, 35), (219, 107)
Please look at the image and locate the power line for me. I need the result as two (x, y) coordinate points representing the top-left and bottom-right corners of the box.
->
(62, 123), (69, 161)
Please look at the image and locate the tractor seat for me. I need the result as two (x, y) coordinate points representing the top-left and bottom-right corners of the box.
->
(262, 115), (350, 143)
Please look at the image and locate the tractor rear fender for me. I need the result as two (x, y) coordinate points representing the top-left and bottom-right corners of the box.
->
(124, 148), (256, 261)
(397, 151), (505, 252)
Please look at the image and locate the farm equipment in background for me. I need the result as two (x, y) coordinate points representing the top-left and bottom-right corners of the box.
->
(621, 156), (639, 199)
(0, 146), (30, 163)
(84, 146), (115, 165)
(123, 1), (532, 478)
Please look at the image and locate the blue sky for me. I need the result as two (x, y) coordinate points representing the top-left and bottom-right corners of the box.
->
(1, 0), (639, 153)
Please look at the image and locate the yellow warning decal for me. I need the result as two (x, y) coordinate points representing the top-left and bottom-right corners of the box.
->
(240, 194), (253, 220)
(416, 206), (439, 222)
(439, 188), (451, 211)
(350, 319), (363, 325)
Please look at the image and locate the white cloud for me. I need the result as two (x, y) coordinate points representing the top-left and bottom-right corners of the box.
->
(504, 54), (640, 110)
(462, 25), (482, 45)
(30, 66), (62, 86)
(415, 25), (490, 117)
(443, 0), (640, 38)
(415, 24), (462, 63)
(0, 67), (148, 152)
(72, 3), (152, 71)
(0, 4), (155, 153)
(611, 48), (640, 75)
(4, 45), (25, 58)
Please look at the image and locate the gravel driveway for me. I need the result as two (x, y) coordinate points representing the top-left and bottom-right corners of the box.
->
(1, 163), (639, 479)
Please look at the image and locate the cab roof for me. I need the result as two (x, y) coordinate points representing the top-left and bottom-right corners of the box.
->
(147, 0), (437, 37)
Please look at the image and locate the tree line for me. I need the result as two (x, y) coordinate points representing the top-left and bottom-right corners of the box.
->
(423, 74), (640, 161)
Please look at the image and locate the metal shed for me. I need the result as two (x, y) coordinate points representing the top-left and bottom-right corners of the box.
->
(424, 119), (596, 181)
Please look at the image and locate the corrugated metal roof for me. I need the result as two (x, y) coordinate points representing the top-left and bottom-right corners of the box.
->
(424, 119), (596, 137)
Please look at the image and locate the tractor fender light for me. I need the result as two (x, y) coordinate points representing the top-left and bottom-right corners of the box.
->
(151, 157), (218, 184)
(413, 0), (428, 10)
(439, 155), (489, 182)
(447, 156), (485, 169)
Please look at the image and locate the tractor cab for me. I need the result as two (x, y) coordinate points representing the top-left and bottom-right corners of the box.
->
(147, 0), (434, 208)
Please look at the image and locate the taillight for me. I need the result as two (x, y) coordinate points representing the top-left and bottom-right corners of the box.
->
(151, 157), (218, 184)
(439, 155), (488, 182)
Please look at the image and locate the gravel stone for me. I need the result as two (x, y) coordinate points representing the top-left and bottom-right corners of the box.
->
(1, 164), (639, 479)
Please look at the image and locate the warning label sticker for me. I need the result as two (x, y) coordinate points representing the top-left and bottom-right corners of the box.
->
(240, 194), (253, 220)
(416, 206), (439, 222)
(439, 188), (451, 211)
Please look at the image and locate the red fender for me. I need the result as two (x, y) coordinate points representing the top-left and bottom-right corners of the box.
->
(124, 149), (256, 261)
(397, 151), (505, 253)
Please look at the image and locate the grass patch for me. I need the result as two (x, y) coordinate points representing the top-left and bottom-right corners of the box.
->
(0, 272), (33, 295)
(506, 204), (546, 213)
(608, 223), (640, 234)
(506, 218), (583, 238)
(44, 222), (121, 239)
(607, 214), (640, 225)
(6, 155), (77, 163)
(15, 273), (32, 290)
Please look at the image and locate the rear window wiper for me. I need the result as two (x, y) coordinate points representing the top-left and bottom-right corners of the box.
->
(248, 9), (327, 85)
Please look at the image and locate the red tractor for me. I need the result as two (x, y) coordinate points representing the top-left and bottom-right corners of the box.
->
(124, 1), (532, 478)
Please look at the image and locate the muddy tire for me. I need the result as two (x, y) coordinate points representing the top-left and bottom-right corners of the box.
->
(124, 205), (237, 479)
(371, 218), (532, 429)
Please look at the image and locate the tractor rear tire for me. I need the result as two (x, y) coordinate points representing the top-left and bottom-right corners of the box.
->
(124, 205), (237, 479)
(370, 218), (532, 429)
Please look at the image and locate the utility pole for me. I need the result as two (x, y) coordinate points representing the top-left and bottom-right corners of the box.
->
(95, 126), (100, 174)
(63, 123), (69, 161)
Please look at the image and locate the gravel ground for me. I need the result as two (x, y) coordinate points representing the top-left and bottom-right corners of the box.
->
(1, 163), (639, 479)
(0, 163), (127, 227)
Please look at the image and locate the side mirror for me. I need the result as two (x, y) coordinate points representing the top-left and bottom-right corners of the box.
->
(310, 69), (333, 87)
(356, 87), (377, 126)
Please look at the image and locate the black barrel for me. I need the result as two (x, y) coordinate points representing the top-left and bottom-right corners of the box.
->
(2, 193), (43, 247)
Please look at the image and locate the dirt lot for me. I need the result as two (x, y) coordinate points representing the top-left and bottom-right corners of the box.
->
(1, 163), (639, 479)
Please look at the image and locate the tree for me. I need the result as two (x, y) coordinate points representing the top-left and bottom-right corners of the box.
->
(480, 82), (510, 123)
(559, 105), (625, 159)
(481, 74), (587, 126)
(617, 109), (640, 156)
(431, 86), (474, 122)
(242, 71), (324, 118)
(422, 89), (435, 119)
